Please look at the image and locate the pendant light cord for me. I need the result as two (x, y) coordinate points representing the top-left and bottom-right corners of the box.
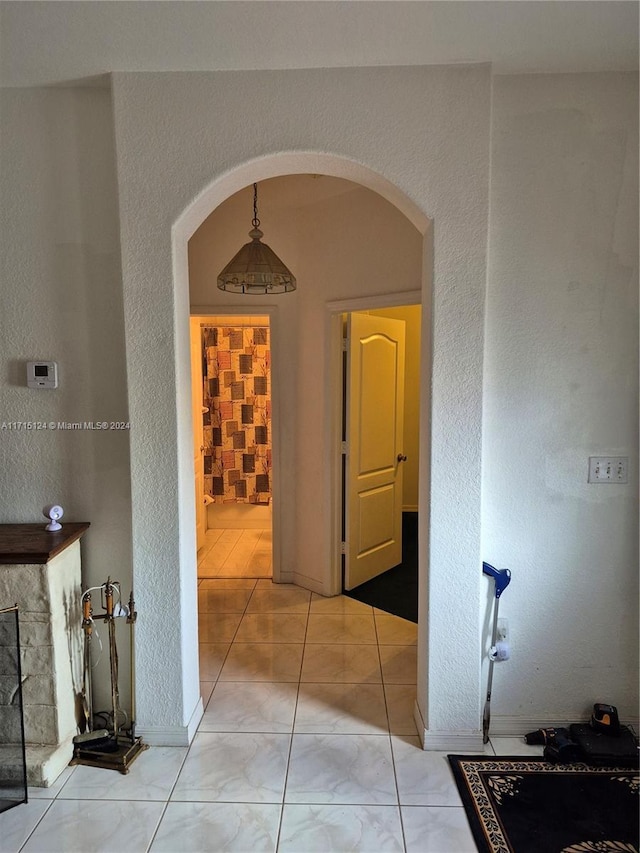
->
(252, 183), (260, 229)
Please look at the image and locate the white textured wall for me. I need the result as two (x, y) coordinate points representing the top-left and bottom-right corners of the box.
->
(5, 68), (632, 748)
(0, 87), (132, 711)
(111, 66), (491, 741)
(483, 72), (639, 727)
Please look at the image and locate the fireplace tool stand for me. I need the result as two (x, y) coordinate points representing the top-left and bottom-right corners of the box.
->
(71, 578), (147, 774)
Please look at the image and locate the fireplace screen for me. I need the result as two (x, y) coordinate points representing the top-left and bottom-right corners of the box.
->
(0, 605), (27, 813)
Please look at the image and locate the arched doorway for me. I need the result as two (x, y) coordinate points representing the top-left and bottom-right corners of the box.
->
(170, 156), (432, 742)
(115, 66), (491, 753)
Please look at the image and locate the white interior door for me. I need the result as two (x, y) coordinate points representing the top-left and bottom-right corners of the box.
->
(190, 318), (207, 551)
(344, 312), (406, 590)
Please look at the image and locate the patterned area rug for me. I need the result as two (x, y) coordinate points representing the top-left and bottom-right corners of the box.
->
(448, 755), (639, 853)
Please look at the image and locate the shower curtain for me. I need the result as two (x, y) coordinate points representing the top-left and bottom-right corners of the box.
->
(201, 325), (271, 504)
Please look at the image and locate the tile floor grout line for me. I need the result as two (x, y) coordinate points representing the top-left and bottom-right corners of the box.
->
(194, 578), (431, 851)
(273, 801), (286, 853)
(197, 527), (272, 579)
(214, 528), (244, 575)
(204, 581), (259, 692)
(273, 590), (309, 853)
(11, 586), (479, 852)
(145, 738), (193, 850)
(388, 725), (409, 852)
(200, 628), (242, 691)
(17, 797), (56, 853)
(373, 597), (412, 847)
(144, 802), (171, 853)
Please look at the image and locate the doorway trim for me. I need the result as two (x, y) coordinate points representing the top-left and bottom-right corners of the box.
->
(191, 306), (282, 581)
(325, 290), (423, 597)
(157, 153), (441, 749)
(326, 290), (427, 743)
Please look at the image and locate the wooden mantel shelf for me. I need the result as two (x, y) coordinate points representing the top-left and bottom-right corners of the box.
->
(0, 523), (90, 565)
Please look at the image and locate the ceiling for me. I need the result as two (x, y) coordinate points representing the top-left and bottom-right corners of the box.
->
(1, 1), (637, 88)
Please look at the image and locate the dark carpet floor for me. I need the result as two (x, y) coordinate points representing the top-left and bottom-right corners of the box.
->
(344, 512), (418, 623)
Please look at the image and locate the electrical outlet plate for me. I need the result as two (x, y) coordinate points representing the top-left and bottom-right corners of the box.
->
(588, 456), (628, 483)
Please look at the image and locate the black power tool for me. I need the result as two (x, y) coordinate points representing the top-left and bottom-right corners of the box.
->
(590, 702), (621, 736)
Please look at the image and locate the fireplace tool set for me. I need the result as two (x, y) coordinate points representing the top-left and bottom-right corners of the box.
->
(71, 578), (147, 773)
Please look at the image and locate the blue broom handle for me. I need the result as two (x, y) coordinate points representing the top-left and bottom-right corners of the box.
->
(482, 561), (511, 599)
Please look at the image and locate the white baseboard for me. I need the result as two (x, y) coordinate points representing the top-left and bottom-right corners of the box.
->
(187, 696), (204, 741)
(488, 716), (575, 737)
(421, 730), (486, 752)
(137, 697), (204, 747)
(413, 698), (426, 742)
(487, 714), (640, 737)
(292, 571), (326, 595)
(413, 701), (485, 752)
(413, 710), (640, 748)
(276, 571), (294, 584)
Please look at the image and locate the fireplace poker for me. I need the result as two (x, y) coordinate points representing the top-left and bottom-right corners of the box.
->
(71, 579), (148, 772)
(81, 592), (93, 733)
(103, 578), (123, 737)
(73, 590), (110, 746)
(127, 588), (137, 743)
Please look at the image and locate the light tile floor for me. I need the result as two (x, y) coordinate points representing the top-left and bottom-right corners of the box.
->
(197, 528), (272, 578)
(2, 579), (541, 852)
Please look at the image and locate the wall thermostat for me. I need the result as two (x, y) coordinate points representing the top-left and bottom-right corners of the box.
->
(27, 361), (58, 389)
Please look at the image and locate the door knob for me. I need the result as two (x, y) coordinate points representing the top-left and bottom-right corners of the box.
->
(397, 454), (407, 462)
(200, 445), (205, 453)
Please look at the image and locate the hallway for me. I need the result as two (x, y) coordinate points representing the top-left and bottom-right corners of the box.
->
(2, 580), (540, 852)
(198, 528), (272, 578)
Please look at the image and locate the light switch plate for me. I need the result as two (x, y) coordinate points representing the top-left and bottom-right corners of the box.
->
(588, 457), (628, 483)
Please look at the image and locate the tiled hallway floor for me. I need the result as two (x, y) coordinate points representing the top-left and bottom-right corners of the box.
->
(2, 579), (542, 852)
(197, 529), (272, 578)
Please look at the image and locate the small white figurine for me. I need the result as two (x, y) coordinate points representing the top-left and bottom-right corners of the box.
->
(43, 504), (64, 532)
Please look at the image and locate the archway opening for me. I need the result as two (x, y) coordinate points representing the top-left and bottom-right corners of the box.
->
(172, 159), (432, 740)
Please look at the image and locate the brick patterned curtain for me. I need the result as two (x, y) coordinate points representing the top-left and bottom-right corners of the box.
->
(202, 326), (271, 504)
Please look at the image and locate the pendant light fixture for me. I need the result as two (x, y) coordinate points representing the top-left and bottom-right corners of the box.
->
(217, 183), (297, 294)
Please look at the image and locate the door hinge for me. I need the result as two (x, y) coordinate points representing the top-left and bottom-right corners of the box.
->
(342, 338), (348, 352)
(340, 541), (346, 555)
(341, 441), (348, 455)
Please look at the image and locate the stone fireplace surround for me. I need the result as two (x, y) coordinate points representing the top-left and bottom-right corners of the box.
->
(0, 523), (89, 786)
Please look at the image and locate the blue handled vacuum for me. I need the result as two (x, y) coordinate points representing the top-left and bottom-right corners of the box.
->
(482, 561), (511, 744)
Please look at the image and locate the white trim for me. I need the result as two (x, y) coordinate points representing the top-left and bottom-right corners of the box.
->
(136, 726), (191, 747)
(191, 304), (276, 316)
(325, 289), (423, 598)
(292, 570), (326, 595)
(177, 153), (431, 244)
(421, 730), (486, 752)
(325, 311), (345, 597)
(414, 700), (484, 751)
(138, 696), (204, 747)
(487, 714), (640, 737)
(413, 696), (426, 742)
(325, 289), (423, 314)
(187, 696), (205, 741)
